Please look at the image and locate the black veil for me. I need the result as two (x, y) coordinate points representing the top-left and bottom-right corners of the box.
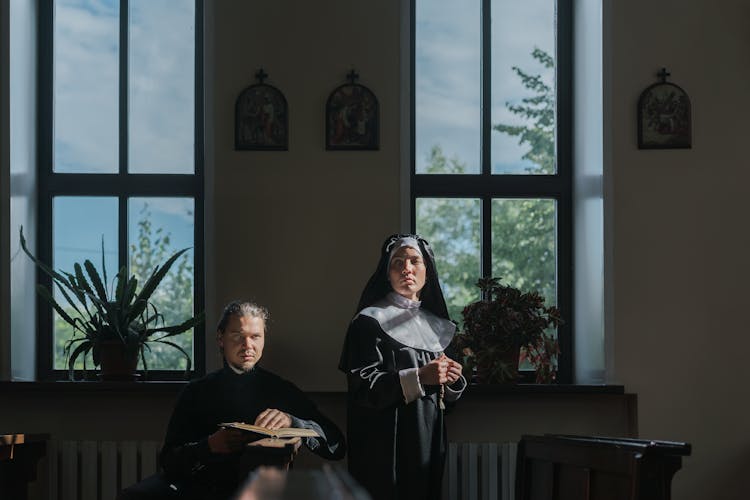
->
(355, 233), (451, 321)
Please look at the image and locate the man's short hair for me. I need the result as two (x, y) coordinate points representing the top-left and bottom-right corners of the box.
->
(216, 300), (270, 333)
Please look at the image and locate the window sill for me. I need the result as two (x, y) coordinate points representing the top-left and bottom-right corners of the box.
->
(0, 380), (188, 394)
(0, 380), (625, 397)
(463, 383), (624, 395)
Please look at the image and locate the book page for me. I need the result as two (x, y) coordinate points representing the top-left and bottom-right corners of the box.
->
(219, 422), (319, 439)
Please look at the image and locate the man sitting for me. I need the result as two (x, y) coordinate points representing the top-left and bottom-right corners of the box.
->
(119, 300), (345, 500)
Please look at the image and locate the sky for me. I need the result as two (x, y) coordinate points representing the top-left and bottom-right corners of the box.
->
(415, 0), (556, 174)
(46, 0), (555, 298)
(51, 0), (195, 276)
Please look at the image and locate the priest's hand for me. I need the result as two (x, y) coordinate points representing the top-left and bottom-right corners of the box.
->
(418, 356), (449, 385)
(208, 428), (249, 454)
(255, 408), (292, 430)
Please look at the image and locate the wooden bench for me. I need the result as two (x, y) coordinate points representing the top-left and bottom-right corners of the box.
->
(515, 434), (691, 500)
(0, 433), (49, 500)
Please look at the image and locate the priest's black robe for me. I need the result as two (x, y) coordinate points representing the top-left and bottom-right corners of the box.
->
(159, 365), (345, 500)
(340, 314), (459, 500)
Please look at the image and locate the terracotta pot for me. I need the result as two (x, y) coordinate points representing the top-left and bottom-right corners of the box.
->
(98, 340), (139, 381)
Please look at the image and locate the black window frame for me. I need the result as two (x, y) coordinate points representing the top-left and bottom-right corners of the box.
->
(36, 0), (205, 381)
(410, 0), (573, 383)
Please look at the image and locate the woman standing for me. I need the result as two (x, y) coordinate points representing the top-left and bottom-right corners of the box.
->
(339, 234), (466, 500)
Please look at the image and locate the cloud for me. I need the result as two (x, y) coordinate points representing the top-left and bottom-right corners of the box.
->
(53, 0), (196, 174)
(416, 0), (556, 171)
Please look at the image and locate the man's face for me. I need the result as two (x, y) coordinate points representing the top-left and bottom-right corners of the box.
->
(217, 315), (265, 372)
(388, 246), (427, 301)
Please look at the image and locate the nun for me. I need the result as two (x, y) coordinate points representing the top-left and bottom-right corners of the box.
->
(339, 234), (466, 500)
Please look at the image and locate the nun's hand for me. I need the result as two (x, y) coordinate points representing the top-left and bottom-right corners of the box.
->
(418, 357), (449, 385)
(445, 356), (463, 384)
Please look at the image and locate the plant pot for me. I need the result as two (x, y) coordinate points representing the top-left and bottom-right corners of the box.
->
(98, 341), (139, 381)
(476, 345), (521, 385)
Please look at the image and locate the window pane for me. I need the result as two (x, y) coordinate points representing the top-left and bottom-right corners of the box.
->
(416, 198), (481, 324)
(54, 0), (119, 173)
(491, 0), (556, 174)
(129, 197), (195, 370)
(491, 198), (556, 305)
(415, 0), (481, 174)
(53, 197), (118, 369)
(128, 0), (195, 173)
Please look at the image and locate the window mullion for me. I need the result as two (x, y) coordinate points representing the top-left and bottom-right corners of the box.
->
(119, 0), (128, 178)
(118, 0), (129, 273)
(481, 0), (491, 178)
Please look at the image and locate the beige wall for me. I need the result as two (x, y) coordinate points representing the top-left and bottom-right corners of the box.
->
(609, 0), (750, 498)
(208, 0), (402, 388)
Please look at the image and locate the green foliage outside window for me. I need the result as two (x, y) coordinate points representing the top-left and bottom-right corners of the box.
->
(417, 48), (557, 325)
(54, 204), (195, 371)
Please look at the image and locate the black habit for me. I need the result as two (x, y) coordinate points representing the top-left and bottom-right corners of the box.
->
(340, 314), (451, 500)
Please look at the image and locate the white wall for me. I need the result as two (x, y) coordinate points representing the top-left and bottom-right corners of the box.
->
(610, 1), (750, 498)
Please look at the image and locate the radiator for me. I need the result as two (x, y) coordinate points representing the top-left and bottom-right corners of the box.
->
(444, 442), (517, 500)
(47, 440), (161, 500)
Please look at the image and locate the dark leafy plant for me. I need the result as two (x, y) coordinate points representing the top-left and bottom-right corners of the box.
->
(453, 277), (561, 384)
(20, 227), (204, 380)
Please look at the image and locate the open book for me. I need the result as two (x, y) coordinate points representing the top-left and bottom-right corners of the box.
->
(219, 421), (319, 440)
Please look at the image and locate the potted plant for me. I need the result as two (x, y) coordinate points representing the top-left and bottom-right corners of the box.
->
(20, 227), (204, 381)
(453, 277), (561, 384)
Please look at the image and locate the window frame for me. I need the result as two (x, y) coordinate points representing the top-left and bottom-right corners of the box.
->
(36, 0), (205, 381)
(410, 0), (573, 383)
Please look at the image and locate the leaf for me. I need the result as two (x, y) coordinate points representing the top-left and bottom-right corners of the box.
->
(128, 247), (190, 322)
(36, 284), (80, 331)
(146, 311), (205, 339)
(120, 276), (138, 311)
(148, 339), (192, 374)
(84, 259), (108, 303)
(67, 341), (93, 381)
(52, 281), (89, 323)
(114, 266), (128, 304)
(101, 236), (108, 294)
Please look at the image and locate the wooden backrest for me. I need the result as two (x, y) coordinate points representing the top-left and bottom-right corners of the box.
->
(515, 434), (691, 500)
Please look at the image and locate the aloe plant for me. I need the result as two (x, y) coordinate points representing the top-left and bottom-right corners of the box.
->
(20, 227), (204, 380)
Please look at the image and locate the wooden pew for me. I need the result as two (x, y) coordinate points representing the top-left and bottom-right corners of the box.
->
(0, 433), (49, 500)
(515, 434), (691, 500)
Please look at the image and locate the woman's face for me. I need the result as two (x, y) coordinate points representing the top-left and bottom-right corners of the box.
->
(388, 246), (427, 301)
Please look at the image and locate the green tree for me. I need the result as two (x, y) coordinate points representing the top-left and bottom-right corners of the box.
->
(416, 145), (481, 324)
(54, 205), (195, 371)
(417, 48), (557, 326)
(129, 204), (195, 370)
(493, 47), (555, 175)
(491, 47), (556, 304)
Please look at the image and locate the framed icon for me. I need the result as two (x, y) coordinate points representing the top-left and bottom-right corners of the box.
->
(326, 71), (379, 151)
(235, 69), (288, 151)
(637, 69), (691, 149)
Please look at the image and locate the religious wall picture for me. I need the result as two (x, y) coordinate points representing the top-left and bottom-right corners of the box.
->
(235, 69), (288, 151)
(326, 70), (379, 150)
(637, 68), (691, 149)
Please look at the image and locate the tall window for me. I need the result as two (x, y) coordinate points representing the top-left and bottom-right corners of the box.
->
(412, 0), (572, 381)
(37, 0), (204, 380)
